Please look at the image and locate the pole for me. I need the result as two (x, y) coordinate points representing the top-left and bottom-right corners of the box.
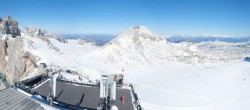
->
(100, 81), (104, 98)
(48, 71), (57, 106)
(110, 81), (116, 101)
(15, 66), (18, 88)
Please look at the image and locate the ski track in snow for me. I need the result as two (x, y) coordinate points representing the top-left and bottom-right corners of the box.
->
(124, 61), (250, 110)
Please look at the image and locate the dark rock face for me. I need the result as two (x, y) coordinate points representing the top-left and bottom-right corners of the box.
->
(0, 16), (21, 37)
(34, 28), (44, 36)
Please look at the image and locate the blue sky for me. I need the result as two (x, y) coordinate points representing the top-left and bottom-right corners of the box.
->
(0, 0), (250, 35)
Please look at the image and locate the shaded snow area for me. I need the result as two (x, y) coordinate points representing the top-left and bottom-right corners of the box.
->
(59, 72), (91, 83)
(18, 26), (250, 110)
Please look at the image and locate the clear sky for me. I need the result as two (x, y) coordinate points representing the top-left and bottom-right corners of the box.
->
(0, 0), (249, 35)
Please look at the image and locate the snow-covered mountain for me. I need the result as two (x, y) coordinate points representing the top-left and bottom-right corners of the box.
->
(0, 17), (249, 84)
(97, 26), (249, 65)
(22, 26), (67, 43)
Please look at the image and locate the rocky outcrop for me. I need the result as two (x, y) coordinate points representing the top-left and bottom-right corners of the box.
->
(0, 17), (66, 84)
(22, 26), (67, 43)
(0, 36), (39, 84)
(34, 28), (44, 36)
(0, 16), (21, 37)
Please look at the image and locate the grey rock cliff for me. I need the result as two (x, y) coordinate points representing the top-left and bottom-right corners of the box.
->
(0, 36), (40, 84)
(0, 16), (21, 37)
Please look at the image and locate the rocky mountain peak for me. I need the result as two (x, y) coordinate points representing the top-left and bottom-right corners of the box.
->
(132, 25), (152, 35)
(23, 26), (45, 36)
(0, 16), (20, 37)
(111, 25), (165, 46)
(7, 16), (12, 20)
(22, 26), (67, 43)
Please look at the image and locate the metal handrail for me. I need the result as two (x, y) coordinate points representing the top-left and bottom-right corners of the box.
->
(130, 84), (143, 110)
(57, 79), (99, 87)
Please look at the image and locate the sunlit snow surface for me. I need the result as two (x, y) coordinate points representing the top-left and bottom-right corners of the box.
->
(124, 61), (250, 110)
(19, 27), (250, 110)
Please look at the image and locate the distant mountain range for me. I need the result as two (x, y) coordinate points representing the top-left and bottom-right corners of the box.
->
(165, 35), (250, 43)
(62, 34), (250, 44)
(62, 34), (116, 46)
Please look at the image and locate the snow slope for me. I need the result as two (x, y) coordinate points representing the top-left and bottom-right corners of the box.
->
(22, 31), (101, 81)
(124, 60), (250, 110)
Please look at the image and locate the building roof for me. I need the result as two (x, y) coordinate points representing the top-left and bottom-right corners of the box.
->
(31, 80), (134, 110)
(0, 88), (44, 110)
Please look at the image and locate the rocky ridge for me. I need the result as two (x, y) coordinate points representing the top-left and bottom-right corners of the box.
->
(0, 16), (20, 37)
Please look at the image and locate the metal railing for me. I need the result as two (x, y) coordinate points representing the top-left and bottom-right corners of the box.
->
(57, 79), (99, 87)
(130, 84), (143, 110)
(18, 73), (49, 91)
